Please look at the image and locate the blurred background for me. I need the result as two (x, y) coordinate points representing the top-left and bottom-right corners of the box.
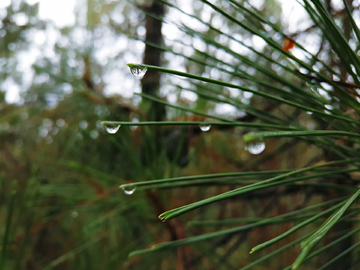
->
(1, 0), (359, 269)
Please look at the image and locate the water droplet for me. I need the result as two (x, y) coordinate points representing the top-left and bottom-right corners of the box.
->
(71, 211), (78, 218)
(244, 138), (265, 155)
(122, 184), (136, 195)
(307, 111), (313, 115)
(199, 124), (211, 132)
(130, 66), (147, 79)
(105, 125), (120, 134)
(325, 104), (333, 110)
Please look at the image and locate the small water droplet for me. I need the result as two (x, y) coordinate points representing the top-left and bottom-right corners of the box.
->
(244, 138), (265, 155)
(122, 184), (136, 195)
(199, 124), (211, 132)
(130, 66), (147, 79)
(105, 125), (120, 134)
(71, 211), (78, 218)
(325, 104), (333, 110)
(307, 111), (313, 115)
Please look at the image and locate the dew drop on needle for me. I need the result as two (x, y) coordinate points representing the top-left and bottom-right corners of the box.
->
(130, 66), (147, 79)
(199, 124), (211, 132)
(244, 138), (265, 155)
(122, 185), (136, 195)
(105, 125), (120, 134)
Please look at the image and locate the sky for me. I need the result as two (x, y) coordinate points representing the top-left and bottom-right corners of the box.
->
(0, 0), (77, 102)
(0, 0), (344, 28)
(0, 0), (76, 27)
(30, 0), (76, 27)
(23, 0), (317, 30)
(0, 0), (345, 104)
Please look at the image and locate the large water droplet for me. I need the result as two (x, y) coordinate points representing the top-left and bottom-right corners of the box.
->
(244, 138), (265, 155)
(105, 125), (120, 134)
(199, 124), (211, 132)
(130, 66), (147, 79)
(121, 184), (136, 195)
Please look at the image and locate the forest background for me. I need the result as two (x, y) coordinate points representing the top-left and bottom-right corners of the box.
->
(1, 0), (360, 269)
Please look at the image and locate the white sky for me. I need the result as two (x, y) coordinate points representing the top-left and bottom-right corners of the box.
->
(1, 0), (77, 103)
(0, 0), (342, 104)
(27, 0), (76, 27)
(0, 0), (76, 27)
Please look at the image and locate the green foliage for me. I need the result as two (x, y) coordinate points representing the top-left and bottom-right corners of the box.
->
(2, 0), (360, 269)
(120, 0), (360, 269)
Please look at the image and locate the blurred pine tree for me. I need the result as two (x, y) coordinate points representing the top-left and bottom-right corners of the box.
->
(2, 0), (360, 269)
